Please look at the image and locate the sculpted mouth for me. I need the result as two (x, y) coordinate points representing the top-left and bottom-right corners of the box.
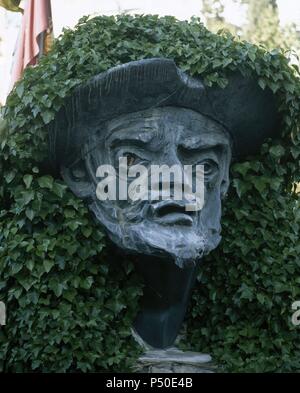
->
(150, 201), (194, 226)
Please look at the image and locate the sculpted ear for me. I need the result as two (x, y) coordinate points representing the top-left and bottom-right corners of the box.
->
(220, 153), (231, 200)
(220, 177), (230, 199)
(61, 160), (94, 200)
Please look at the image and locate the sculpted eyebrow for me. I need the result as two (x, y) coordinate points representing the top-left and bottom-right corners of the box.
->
(180, 139), (227, 151)
(109, 130), (155, 147)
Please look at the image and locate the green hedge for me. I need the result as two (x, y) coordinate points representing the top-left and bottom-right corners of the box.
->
(0, 14), (299, 372)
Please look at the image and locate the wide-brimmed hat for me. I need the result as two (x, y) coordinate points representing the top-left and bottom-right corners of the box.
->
(49, 58), (281, 169)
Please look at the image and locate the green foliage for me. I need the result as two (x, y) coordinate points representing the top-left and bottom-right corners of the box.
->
(0, 166), (143, 372)
(184, 158), (300, 372)
(203, 0), (300, 61)
(243, 0), (299, 54)
(0, 14), (300, 372)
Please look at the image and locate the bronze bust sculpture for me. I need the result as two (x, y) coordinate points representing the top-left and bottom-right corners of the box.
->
(48, 58), (280, 348)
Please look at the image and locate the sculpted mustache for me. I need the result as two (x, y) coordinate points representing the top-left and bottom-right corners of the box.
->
(117, 198), (197, 223)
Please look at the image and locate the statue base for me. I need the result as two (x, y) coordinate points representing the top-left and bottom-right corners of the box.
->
(134, 348), (216, 373)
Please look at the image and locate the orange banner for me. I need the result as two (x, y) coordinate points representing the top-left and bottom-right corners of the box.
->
(10, 0), (53, 88)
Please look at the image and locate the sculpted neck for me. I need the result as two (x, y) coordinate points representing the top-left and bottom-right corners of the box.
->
(133, 255), (200, 349)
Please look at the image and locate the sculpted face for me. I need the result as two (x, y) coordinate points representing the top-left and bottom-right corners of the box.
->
(62, 106), (232, 267)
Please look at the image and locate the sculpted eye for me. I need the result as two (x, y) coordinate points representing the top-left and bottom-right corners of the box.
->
(124, 153), (139, 167)
(194, 159), (219, 181)
(203, 159), (218, 176)
(114, 150), (149, 171)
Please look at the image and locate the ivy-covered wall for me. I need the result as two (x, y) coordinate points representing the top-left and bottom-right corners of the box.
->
(0, 15), (299, 372)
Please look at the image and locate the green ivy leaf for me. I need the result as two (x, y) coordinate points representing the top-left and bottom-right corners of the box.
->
(38, 176), (54, 190)
(25, 208), (35, 221)
(43, 260), (55, 273)
(270, 145), (285, 158)
(4, 170), (16, 184)
(23, 174), (33, 189)
(41, 110), (53, 125)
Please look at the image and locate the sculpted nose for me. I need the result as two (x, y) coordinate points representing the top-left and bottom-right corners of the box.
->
(156, 151), (185, 190)
(149, 149), (191, 204)
(163, 150), (183, 168)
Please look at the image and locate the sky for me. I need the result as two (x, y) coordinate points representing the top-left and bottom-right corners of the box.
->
(1, 0), (300, 103)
